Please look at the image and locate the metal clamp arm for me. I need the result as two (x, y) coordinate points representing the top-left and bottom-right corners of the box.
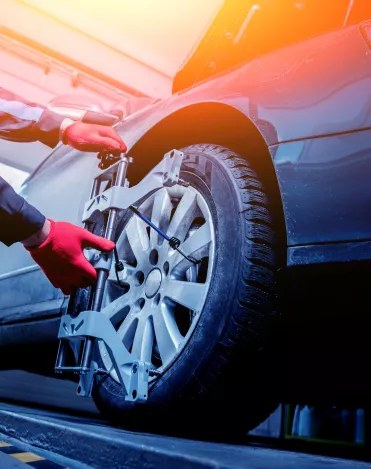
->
(82, 150), (184, 223)
(57, 311), (149, 401)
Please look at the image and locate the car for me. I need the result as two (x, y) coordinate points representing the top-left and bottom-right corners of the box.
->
(1, 0), (371, 438)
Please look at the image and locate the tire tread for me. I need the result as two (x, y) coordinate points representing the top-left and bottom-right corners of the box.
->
(180, 144), (280, 432)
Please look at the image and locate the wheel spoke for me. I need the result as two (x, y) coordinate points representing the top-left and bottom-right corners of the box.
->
(163, 280), (208, 312)
(150, 189), (173, 247)
(171, 221), (212, 273)
(152, 307), (182, 364)
(117, 312), (138, 348)
(130, 317), (154, 362)
(166, 191), (197, 243)
(125, 216), (150, 264)
(100, 288), (136, 320)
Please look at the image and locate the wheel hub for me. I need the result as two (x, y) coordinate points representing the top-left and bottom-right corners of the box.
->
(145, 268), (162, 298)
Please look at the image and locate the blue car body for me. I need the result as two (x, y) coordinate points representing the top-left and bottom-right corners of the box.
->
(0, 1), (370, 402)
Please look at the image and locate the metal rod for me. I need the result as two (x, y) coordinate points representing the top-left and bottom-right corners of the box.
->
(87, 286), (95, 310)
(55, 366), (91, 373)
(67, 290), (79, 317)
(81, 337), (95, 370)
(103, 157), (128, 242)
(129, 205), (170, 241)
(91, 206), (118, 311)
(80, 156), (130, 371)
(92, 156), (129, 309)
(129, 205), (200, 265)
(105, 209), (118, 242)
(116, 156), (129, 187)
(55, 340), (67, 369)
(91, 269), (109, 311)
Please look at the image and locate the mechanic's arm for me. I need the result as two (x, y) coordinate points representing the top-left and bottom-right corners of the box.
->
(0, 86), (126, 246)
(0, 87), (127, 293)
(0, 87), (126, 151)
(0, 176), (114, 294)
(0, 175), (46, 246)
(23, 218), (115, 295)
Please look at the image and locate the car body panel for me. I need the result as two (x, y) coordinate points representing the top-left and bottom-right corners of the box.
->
(110, 24), (371, 150)
(273, 128), (371, 246)
(172, 0), (360, 93)
(287, 240), (371, 267)
(0, 148), (98, 319)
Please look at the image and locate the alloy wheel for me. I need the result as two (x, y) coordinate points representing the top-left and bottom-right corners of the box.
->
(99, 184), (215, 382)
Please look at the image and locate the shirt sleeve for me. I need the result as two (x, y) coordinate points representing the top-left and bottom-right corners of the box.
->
(0, 176), (45, 246)
(0, 87), (65, 148)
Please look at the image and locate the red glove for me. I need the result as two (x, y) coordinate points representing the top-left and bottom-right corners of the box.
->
(26, 220), (115, 295)
(61, 121), (127, 153)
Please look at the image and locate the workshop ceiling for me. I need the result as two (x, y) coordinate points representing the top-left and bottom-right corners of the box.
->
(0, 0), (222, 174)
(16, 0), (223, 79)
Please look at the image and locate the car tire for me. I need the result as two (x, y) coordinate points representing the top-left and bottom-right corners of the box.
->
(92, 143), (282, 439)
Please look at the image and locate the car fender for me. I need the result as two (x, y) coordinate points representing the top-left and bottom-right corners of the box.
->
(119, 23), (370, 154)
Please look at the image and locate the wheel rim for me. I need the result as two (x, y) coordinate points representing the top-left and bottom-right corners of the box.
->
(99, 184), (216, 383)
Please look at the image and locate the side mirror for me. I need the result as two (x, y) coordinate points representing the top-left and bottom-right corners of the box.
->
(47, 95), (121, 126)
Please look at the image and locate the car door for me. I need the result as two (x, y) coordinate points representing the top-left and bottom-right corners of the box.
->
(0, 144), (98, 322)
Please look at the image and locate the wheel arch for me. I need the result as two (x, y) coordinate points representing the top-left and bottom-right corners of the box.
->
(128, 102), (287, 262)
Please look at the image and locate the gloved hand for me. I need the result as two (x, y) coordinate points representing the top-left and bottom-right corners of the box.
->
(61, 121), (127, 153)
(26, 219), (115, 295)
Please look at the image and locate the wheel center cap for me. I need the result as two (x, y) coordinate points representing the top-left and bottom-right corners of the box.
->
(145, 268), (162, 298)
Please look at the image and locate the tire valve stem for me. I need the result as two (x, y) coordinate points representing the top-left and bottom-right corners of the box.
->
(129, 205), (201, 265)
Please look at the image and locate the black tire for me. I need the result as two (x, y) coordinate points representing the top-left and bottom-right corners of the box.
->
(92, 144), (282, 439)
